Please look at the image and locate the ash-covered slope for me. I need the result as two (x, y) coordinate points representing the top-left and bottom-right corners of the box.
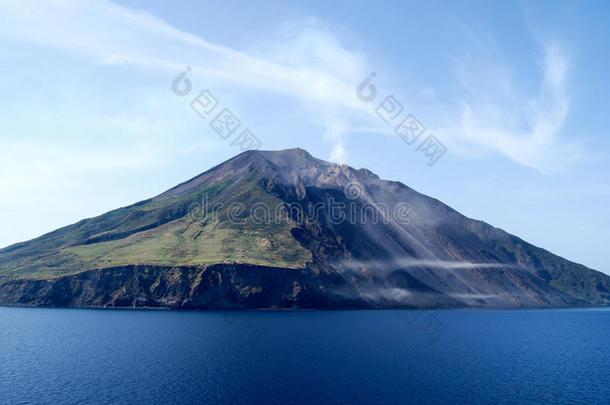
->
(0, 148), (608, 309)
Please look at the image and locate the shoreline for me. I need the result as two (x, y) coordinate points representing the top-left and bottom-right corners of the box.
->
(1, 303), (608, 312)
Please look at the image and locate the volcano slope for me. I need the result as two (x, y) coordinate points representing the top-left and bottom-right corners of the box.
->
(1, 148), (608, 309)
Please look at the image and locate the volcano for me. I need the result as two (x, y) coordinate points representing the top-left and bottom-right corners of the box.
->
(1, 148), (608, 309)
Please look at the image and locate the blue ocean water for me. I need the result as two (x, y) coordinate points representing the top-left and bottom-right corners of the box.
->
(0, 307), (609, 404)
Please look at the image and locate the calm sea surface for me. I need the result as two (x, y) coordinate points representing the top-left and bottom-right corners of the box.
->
(0, 306), (609, 404)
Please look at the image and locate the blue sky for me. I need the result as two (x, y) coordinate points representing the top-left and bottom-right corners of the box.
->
(0, 0), (609, 273)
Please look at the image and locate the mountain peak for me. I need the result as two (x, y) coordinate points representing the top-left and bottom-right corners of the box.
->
(244, 148), (332, 169)
(1, 148), (609, 309)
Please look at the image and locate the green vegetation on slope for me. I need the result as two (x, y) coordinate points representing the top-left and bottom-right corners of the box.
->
(0, 178), (312, 280)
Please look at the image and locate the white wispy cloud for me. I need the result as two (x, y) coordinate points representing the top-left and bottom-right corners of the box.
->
(0, 0), (583, 172)
(0, 0), (375, 162)
(439, 40), (580, 173)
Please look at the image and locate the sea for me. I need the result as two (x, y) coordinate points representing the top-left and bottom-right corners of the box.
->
(1, 306), (609, 404)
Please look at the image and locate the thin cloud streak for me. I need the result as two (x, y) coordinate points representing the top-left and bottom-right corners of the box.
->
(336, 258), (522, 272)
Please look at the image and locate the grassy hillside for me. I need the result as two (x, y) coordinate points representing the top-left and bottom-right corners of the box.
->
(0, 177), (311, 280)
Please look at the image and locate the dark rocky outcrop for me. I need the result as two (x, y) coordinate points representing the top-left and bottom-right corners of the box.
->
(0, 264), (465, 309)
